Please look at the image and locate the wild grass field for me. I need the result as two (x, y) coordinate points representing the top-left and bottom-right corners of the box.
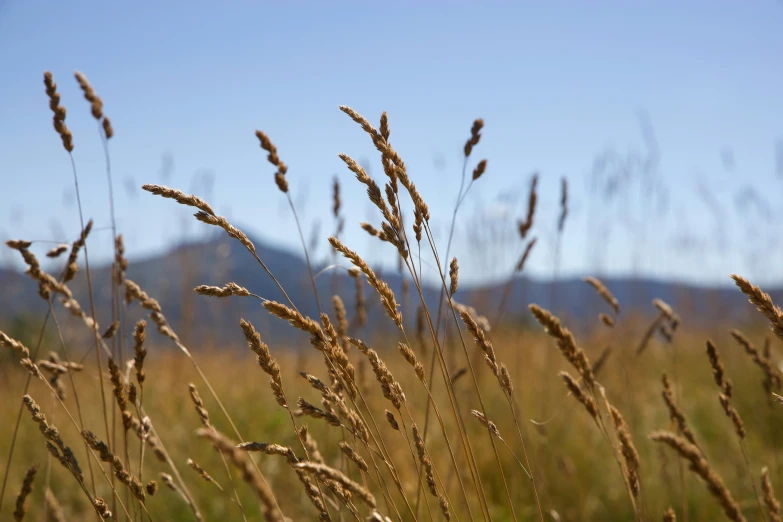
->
(2, 70), (783, 522)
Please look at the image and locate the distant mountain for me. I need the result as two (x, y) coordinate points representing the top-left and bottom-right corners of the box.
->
(1, 232), (779, 350)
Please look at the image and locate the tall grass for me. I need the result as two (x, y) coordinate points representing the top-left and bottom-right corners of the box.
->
(1, 70), (783, 522)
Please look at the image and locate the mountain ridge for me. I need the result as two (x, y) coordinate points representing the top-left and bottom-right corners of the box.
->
(2, 232), (779, 348)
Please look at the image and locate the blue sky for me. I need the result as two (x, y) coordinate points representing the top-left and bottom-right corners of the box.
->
(1, 1), (781, 286)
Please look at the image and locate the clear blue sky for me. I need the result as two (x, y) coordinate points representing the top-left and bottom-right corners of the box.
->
(1, 1), (781, 286)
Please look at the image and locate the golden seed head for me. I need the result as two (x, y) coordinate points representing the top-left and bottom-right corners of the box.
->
(385, 409), (399, 430)
(518, 174), (538, 239)
(558, 177), (569, 232)
(464, 118), (484, 156)
(472, 159), (487, 180)
(449, 257), (459, 296)
(102, 117), (114, 139)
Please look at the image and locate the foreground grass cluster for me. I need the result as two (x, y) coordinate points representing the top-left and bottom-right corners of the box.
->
(1, 71), (783, 522)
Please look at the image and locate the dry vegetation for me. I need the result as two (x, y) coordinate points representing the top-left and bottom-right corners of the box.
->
(2, 70), (783, 522)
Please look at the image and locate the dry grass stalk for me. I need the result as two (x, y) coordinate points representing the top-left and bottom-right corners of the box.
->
(319, 313), (358, 399)
(102, 116), (113, 138)
(73, 71), (113, 139)
(294, 461), (377, 510)
(73, 71), (104, 120)
(238, 439), (329, 520)
(558, 177), (568, 232)
(368, 511), (393, 522)
(449, 257), (459, 296)
(333, 176), (341, 219)
(64, 221), (92, 282)
(240, 319), (287, 408)
(108, 357), (132, 431)
(124, 279), (178, 342)
(464, 118), (484, 157)
(361, 222), (380, 238)
(299, 373), (368, 443)
(46, 244), (68, 258)
(13, 463), (39, 522)
(471, 410), (501, 438)
(43, 72), (73, 152)
(160, 473), (179, 492)
(141, 184), (215, 215)
(385, 410), (399, 431)
(130, 417), (166, 464)
(637, 314), (666, 355)
(459, 308), (502, 384)
(196, 428), (284, 522)
(518, 174), (538, 239)
(329, 236), (402, 329)
(412, 423), (449, 519)
(658, 324), (673, 343)
(584, 276), (620, 315)
(297, 398), (341, 427)
(762, 467), (782, 522)
(23, 395), (84, 486)
(338, 441), (369, 472)
(0, 331), (44, 381)
(661, 373), (700, 449)
(380, 218), (408, 257)
(529, 305), (595, 388)
(44, 488), (67, 522)
(188, 384), (212, 428)
(339, 154), (395, 229)
(705, 340), (732, 397)
(132, 320), (147, 386)
(159, 472), (194, 514)
(255, 130), (288, 193)
(349, 267), (367, 328)
(559, 372), (598, 419)
(399, 342), (426, 383)
(515, 238), (537, 272)
(92, 498), (112, 519)
(1, 332), (34, 370)
(114, 235), (127, 284)
(718, 394), (745, 439)
(264, 301), (327, 350)
(6, 242), (99, 331)
(452, 301), (492, 332)
(704, 341), (745, 438)
(730, 329), (782, 395)
(731, 274), (783, 342)
(599, 314), (615, 328)
(653, 299), (680, 330)
(333, 295), (349, 349)
(38, 352), (83, 376)
(143, 187), (286, 300)
(238, 442), (297, 461)
(339, 106), (429, 228)
(194, 283), (250, 298)
(650, 431), (746, 522)
(451, 367), (468, 384)
(101, 321), (119, 339)
(349, 337), (405, 409)
(82, 430), (145, 501)
(297, 426), (324, 464)
(472, 159), (487, 180)
(609, 405), (641, 497)
(193, 211), (257, 256)
(187, 459), (223, 491)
